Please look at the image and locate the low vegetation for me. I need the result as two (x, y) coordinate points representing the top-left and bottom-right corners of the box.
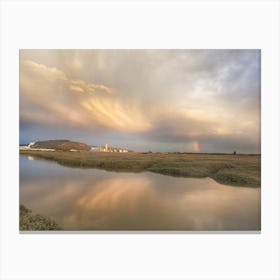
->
(20, 150), (261, 187)
(32, 140), (91, 151)
(20, 205), (61, 230)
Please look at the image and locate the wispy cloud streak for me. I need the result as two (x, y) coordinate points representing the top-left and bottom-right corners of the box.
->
(20, 50), (260, 153)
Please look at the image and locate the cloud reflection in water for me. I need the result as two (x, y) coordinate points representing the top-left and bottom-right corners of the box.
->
(20, 156), (260, 230)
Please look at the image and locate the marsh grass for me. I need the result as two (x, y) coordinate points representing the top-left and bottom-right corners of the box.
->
(20, 205), (61, 230)
(20, 151), (261, 187)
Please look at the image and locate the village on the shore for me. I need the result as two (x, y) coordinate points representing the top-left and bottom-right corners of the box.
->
(20, 141), (130, 153)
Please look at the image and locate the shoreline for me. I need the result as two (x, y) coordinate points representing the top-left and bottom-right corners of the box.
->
(20, 150), (261, 188)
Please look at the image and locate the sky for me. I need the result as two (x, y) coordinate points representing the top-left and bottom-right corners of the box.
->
(19, 49), (260, 153)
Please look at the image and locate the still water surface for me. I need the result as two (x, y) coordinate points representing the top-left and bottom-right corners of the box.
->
(20, 156), (261, 230)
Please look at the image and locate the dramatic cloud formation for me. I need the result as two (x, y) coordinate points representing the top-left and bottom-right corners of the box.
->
(20, 50), (260, 153)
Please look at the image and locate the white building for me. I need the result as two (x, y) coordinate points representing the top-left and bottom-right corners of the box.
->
(28, 141), (35, 148)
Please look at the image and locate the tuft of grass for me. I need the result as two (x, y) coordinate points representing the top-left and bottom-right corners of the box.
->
(20, 151), (261, 187)
(20, 205), (61, 230)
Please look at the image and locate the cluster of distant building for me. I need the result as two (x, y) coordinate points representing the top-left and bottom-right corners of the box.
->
(91, 143), (129, 153)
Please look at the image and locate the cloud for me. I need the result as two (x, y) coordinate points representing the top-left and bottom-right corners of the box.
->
(20, 59), (150, 132)
(20, 50), (260, 153)
(68, 79), (113, 95)
(23, 59), (67, 81)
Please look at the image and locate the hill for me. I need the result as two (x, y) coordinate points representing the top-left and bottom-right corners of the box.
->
(32, 140), (91, 151)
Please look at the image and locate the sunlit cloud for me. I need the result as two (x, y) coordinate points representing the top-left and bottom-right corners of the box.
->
(20, 59), (151, 132)
(23, 59), (67, 81)
(69, 85), (85, 94)
(20, 50), (260, 153)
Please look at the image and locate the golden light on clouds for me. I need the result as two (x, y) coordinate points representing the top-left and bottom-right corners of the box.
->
(20, 58), (150, 132)
(20, 49), (260, 153)
(69, 85), (85, 94)
(23, 59), (67, 81)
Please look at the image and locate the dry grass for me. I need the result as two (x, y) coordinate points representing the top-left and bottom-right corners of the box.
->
(20, 151), (261, 187)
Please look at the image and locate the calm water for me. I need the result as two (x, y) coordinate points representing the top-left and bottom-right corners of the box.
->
(20, 156), (261, 230)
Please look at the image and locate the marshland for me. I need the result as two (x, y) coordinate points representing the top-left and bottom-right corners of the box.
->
(20, 150), (260, 188)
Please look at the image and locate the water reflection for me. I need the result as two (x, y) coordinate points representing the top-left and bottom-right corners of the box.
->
(20, 156), (261, 230)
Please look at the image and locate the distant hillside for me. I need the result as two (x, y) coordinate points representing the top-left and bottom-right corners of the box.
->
(32, 140), (91, 151)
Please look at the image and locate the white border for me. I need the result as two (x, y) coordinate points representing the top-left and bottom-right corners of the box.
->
(1, 1), (280, 280)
